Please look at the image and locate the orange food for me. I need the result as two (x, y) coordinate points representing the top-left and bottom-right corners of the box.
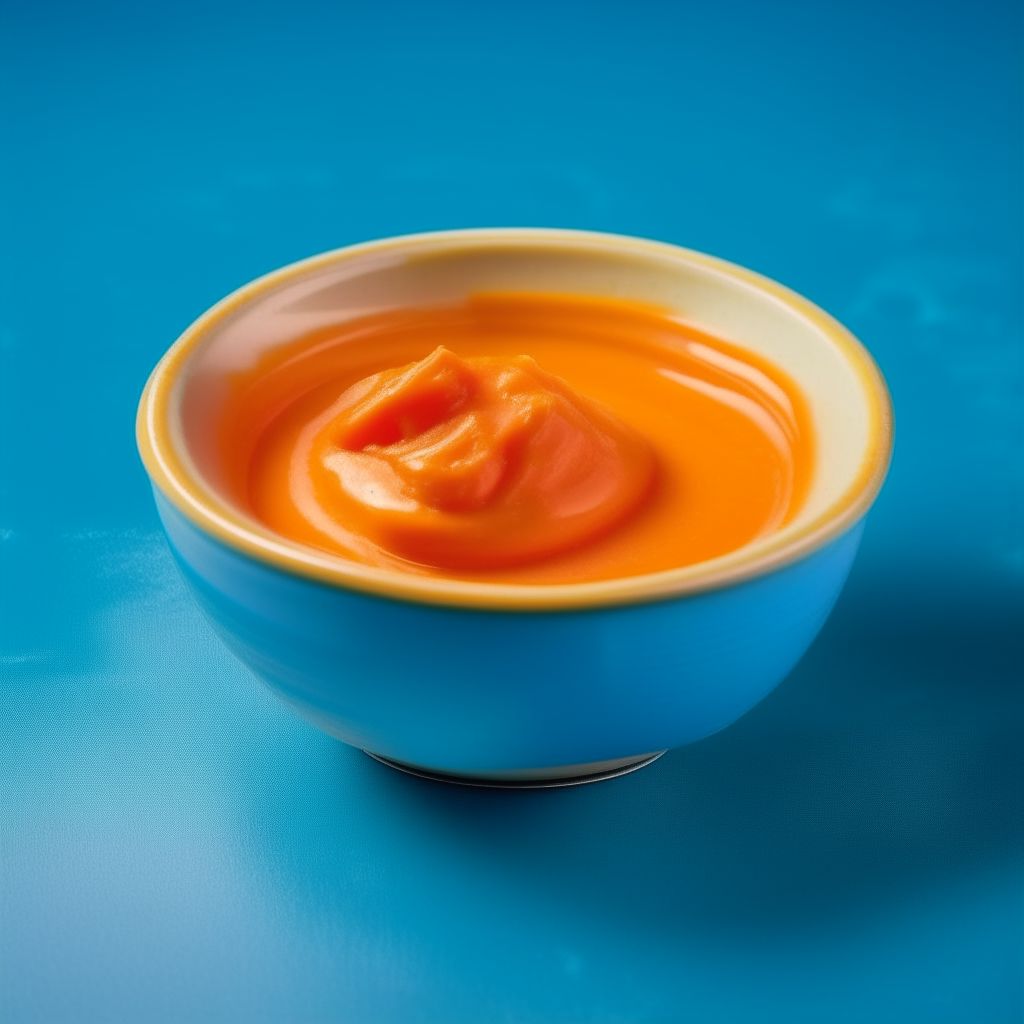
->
(217, 293), (814, 584)
(291, 346), (655, 569)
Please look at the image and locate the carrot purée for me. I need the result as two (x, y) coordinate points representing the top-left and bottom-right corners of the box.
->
(217, 292), (814, 584)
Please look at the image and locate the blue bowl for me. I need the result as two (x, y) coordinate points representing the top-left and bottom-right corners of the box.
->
(138, 229), (892, 784)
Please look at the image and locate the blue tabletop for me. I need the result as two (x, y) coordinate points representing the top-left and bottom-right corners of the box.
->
(2, 2), (1021, 1020)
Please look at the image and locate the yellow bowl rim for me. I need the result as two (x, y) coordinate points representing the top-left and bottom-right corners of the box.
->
(136, 227), (893, 611)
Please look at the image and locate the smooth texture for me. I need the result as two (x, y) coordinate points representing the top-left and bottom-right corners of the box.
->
(233, 293), (811, 581)
(1, 1), (1021, 1022)
(155, 491), (863, 774)
(140, 228), (882, 776)
(140, 229), (891, 609)
(262, 343), (656, 573)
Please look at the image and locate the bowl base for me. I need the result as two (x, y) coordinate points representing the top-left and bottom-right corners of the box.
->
(362, 750), (666, 788)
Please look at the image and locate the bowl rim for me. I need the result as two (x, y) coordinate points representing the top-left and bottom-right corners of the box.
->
(137, 227), (893, 611)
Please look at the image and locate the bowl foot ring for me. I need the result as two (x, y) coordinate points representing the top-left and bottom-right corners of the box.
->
(362, 749), (666, 788)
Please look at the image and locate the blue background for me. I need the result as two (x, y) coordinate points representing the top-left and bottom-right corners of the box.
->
(1, 1), (1021, 1020)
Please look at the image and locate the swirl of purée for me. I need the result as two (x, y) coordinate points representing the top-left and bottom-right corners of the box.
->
(289, 347), (656, 570)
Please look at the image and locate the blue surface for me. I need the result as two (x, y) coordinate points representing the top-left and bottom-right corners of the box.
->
(1, 1), (1021, 1021)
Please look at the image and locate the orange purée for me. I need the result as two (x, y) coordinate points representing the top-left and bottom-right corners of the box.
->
(291, 346), (654, 569)
(219, 293), (814, 584)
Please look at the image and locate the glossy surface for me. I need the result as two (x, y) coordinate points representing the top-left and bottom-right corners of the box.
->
(1, 1), (1021, 1022)
(141, 228), (879, 775)
(235, 294), (810, 580)
(155, 491), (863, 774)
(141, 229), (889, 609)
(258, 344), (655, 572)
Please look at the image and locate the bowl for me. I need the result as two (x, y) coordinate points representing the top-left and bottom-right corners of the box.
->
(137, 229), (892, 786)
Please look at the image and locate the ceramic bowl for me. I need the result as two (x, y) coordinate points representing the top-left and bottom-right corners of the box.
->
(137, 229), (892, 785)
